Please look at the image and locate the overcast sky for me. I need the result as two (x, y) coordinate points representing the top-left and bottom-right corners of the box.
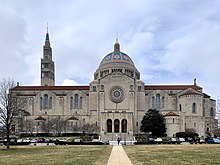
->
(0, 0), (220, 100)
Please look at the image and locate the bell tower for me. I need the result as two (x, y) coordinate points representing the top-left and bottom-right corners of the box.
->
(41, 26), (55, 86)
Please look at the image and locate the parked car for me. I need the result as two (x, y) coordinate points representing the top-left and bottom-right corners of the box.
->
(30, 139), (37, 143)
(102, 140), (109, 145)
(17, 139), (23, 143)
(199, 139), (205, 144)
(37, 138), (45, 143)
(147, 138), (155, 144)
(178, 138), (185, 144)
(0, 138), (4, 146)
(59, 138), (67, 142)
(169, 138), (177, 144)
(92, 139), (100, 142)
(74, 138), (82, 142)
(154, 138), (163, 144)
(206, 138), (220, 144)
(23, 139), (31, 143)
(91, 139), (102, 145)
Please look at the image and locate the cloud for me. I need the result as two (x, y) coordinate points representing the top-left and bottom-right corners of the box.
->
(61, 79), (81, 86)
(0, 0), (220, 100)
(0, 3), (27, 81)
(157, 21), (220, 98)
(159, 21), (220, 77)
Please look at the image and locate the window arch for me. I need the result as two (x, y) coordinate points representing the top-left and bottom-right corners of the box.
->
(70, 97), (73, 109)
(107, 119), (112, 133)
(192, 103), (196, 114)
(152, 96), (155, 109)
(43, 94), (48, 109)
(210, 107), (214, 117)
(49, 97), (52, 109)
(114, 119), (120, 133)
(40, 97), (43, 109)
(74, 94), (79, 109)
(156, 94), (160, 110)
(179, 104), (182, 111)
(79, 97), (83, 109)
(101, 85), (104, 91)
(121, 119), (127, 133)
(162, 96), (165, 109)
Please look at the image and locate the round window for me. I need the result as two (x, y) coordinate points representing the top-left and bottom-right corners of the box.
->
(109, 86), (124, 103)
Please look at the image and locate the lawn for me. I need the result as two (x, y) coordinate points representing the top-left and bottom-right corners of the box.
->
(0, 145), (112, 165)
(124, 144), (220, 165)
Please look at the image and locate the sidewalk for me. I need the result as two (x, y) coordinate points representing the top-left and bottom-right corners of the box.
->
(107, 145), (133, 165)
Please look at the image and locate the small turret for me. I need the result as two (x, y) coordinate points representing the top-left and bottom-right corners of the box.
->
(114, 38), (120, 52)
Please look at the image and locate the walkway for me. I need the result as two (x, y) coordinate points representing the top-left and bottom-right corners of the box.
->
(107, 144), (133, 165)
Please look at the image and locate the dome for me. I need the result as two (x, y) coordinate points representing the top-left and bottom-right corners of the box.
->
(99, 51), (135, 68)
(99, 39), (135, 68)
(94, 39), (140, 81)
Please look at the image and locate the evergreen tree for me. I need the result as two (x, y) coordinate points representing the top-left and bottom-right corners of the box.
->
(140, 109), (166, 136)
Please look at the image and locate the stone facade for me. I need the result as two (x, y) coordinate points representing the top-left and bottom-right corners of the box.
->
(11, 32), (218, 140)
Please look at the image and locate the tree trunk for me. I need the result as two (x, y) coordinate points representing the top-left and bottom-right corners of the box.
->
(6, 125), (10, 149)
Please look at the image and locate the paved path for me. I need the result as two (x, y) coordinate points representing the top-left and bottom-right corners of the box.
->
(107, 145), (133, 165)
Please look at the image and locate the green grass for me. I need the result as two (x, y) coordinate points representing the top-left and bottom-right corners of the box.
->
(2, 144), (220, 165)
(124, 144), (220, 165)
(0, 145), (112, 165)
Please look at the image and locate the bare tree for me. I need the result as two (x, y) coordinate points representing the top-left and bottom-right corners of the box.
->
(23, 118), (35, 135)
(0, 78), (27, 149)
(41, 118), (53, 133)
(41, 116), (67, 136)
(71, 122), (100, 134)
(51, 116), (67, 136)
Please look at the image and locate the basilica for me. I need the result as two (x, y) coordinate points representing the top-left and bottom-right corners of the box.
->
(11, 30), (218, 140)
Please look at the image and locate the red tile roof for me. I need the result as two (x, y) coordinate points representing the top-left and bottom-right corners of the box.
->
(67, 116), (79, 121)
(34, 116), (46, 120)
(12, 86), (90, 91)
(179, 90), (202, 97)
(203, 93), (210, 98)
(164, 112), (179, 117)
(144, 85), (202, 90)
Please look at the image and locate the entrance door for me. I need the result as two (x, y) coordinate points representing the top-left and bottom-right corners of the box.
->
(114, 119), (120, 133)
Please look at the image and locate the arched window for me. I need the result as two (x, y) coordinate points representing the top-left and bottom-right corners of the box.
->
(59, 97), (63, 106)
(156, 94), (160, 110)
(210, 108), (214, 117)
(114, 119), (120, 133)
(162, 96), (165, 109)
(192, 103), (196, 114)
(173, 118), (175, 124)
(101, 85), (104, 91)
(40, 97), (43, 109)
(152, 97), (155, 109)
(179, 104), (182, 111)
(74, 94), (78, 109)
(107, 119), (112, 133)
(121, 119), (127, 133)
(79, 97), (83, 109)
(43, 94), (48, 109)
(49, 97), (52, 109)
(70, 97), (73, 109)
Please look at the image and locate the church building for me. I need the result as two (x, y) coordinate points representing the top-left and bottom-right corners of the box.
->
(11, 29), (218, 140)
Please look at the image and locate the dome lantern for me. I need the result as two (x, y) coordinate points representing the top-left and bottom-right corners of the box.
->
(114, 38), (120, 52)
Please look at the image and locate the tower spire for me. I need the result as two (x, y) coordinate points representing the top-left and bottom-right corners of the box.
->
(114, 33), (120, 52)
(45, 23), (50, 42)
(41, 24), (55, 86)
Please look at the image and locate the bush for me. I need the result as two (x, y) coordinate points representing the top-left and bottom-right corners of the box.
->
(176, 132), (199, 138)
